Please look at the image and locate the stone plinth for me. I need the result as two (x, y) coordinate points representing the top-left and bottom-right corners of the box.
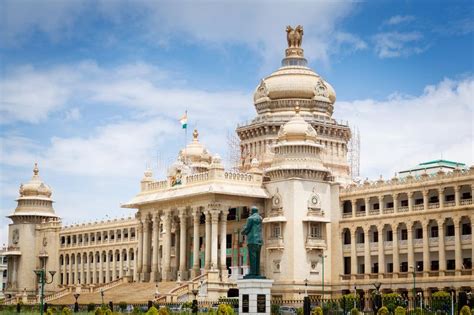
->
(237, 279), (273, 315)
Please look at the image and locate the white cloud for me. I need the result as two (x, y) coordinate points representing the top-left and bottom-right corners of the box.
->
(64, 107), (81, 121)
(373, 31), (427, 58)
(384, 15), (415, 26)
(0, 66), (72, 123)
(1, 1), (364, 71)
(335, 77), (474, 178)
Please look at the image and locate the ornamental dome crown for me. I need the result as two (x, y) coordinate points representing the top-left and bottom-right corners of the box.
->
(11, 163), (58, 218)
(19, 163), (52, 198)
(277, 106), (318, 143)
(178, 129), (212, 172)
(253, 25), (336, 116)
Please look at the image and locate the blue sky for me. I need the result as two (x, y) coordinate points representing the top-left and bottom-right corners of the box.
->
(1, 0), (473, 245)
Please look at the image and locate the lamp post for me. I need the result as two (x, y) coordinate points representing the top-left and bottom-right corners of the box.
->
(34, 269), (56, 315)
(319, 253), (327, 302)
(303, 279), (310, 315)
(100, 288), (104, 306)
(73, 293), (80, 313)
(192, 283), (199, 315)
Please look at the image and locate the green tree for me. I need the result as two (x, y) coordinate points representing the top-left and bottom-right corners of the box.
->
(311, 306), (323, 315)
(146, 306), (159, 315)
(377, 306), (389, 315)
(394, 306), (406, 315)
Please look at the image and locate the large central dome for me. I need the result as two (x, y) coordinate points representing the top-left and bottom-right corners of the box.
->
(253, 25), (336, 118)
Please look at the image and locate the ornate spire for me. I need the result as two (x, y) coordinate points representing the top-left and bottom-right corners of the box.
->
(193, 129), (199, 141)
(33, 163), (39, 176)
(285, 25), (305, 59)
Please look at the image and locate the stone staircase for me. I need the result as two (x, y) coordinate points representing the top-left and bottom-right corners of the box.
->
(48, 281), (179, 304)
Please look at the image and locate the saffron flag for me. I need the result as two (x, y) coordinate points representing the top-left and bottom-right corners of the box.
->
(179, 112), (188, 129)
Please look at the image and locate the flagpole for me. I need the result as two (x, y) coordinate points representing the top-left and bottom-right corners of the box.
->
(184, 110), (187, 165)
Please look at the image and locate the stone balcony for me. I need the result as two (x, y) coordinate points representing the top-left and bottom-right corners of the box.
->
(305, 237), (326, 250)
(266, 237), (284, 251)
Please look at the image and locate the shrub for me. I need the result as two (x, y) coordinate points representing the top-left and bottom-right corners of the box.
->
(377, 306), (389, 315)
(351, 307), (359, 315)
(61, 307), (72, 315)
(460, 305), (471, 315)
(271, 304), (280, 315)
(217, 304), (234, 315)
(132, 306), (143, 314)
(209, 308), (217, 315)
(95, 307), (104, 315)
(46, 308), (55, 315)
(158, 306), (171, 315)
(432, 291), (450, 313)
(414, 307), (424, 315)
(395, 306), (407, 315)
(296, 307), (304, 315)
(341, 294), (359, 313)
(88, 303), (96, 312)
(119, 301), (128, 311)
(312, 306), (323, 315)
(146, 306), (159, 315)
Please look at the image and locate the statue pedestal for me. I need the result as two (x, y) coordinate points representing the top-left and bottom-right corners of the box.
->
(237, 279), (273, 315)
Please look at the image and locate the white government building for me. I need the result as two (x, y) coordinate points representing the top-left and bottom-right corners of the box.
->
(4, 26), (473, 304)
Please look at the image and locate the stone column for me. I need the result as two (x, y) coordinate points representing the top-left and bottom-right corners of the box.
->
(365, 197), (370, 216)
(211, 210), (219, 270)
(74, 254), (79, 284)
(99, 253), (103, 284)
(91, 254), (95, 284)
(350, 229), (357, 277)
(351, 199), (356, 217)
(472, 219), (474, 271)
(105, 252), (110, 283)
(112, 252), (117, 281)
(378, 195), (384, 213)
(438, 219), (446, 275)
(137, 220), (144, 281)
(192, 209), (201, 277)
(422, 221), (430, 274)
(162, 212), (172, 281)
(377, 225), (385, 278)
(454, 186), (460, 207)
(142, 217), (151, 281)
(407, 223), (414, 272)
(423, 190), (429, 211)
(454, 217), (462, 274)
(220, 209), (229, 278)
(205, 211), (212, 270)
(408, 192), (414, 212)
(179, 209), (188, 279)
(392, 224), (399, 277)
(393, 194), (399, 213)
(439, 188), (445, 208)
(119, 251), (124, 279)
(150, 213), (160, 282)
(364, 228), (371, 276)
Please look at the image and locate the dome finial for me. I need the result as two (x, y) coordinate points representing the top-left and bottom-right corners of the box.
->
(33, 163), (39, 176)
(193, 129), (199, 141)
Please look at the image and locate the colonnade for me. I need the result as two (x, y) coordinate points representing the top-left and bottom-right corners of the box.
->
(136, 206), (229, 282)
(341, 215), (474, 279)
(59, 248), (135, 286)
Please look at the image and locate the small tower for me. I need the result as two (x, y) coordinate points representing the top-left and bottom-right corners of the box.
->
(263, 108), (340, 298)
(5, 164), (61, 299)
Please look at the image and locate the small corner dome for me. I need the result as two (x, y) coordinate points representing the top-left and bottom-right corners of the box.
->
(19, 163), (52, 198)
(182, 129), (210, 162)
(277, 106), (318, 142)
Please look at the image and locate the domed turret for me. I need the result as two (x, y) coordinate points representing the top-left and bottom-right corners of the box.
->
(253, 25), (336, 117)
(277, 105), (318, 143)
(10, 163), (57, 218)
(265, 108), (330, 181)
(178, 129), (212, 173)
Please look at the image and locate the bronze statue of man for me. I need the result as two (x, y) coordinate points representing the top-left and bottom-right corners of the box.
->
(241, 206), (264, 279)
